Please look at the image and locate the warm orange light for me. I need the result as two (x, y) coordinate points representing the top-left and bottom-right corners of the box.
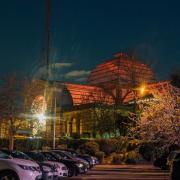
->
(140, 85), (146, 95)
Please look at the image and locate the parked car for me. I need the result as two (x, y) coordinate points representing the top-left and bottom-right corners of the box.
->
(63, 149), (99, 167)
(41, 151), (86, 177)
(25, 151), (68, 178)
(167, 150), (180, 169)
(39, 162), (56, 180)
(0, 150), (42, 180)
(1, 149), (54, 180)
(171, 159), (180, 180)
(153, 153), (169, 170)
(52, 150), (90, 169)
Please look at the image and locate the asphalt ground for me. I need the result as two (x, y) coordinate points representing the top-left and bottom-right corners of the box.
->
(66, 164), (170, 180)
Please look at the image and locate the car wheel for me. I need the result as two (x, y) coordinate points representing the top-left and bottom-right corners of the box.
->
(0, 171), (19, 180)
(68, 167), (75, 177)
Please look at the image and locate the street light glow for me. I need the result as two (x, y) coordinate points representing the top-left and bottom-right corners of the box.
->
(37, 113), (46, 123)
(140, 85), (146, 96)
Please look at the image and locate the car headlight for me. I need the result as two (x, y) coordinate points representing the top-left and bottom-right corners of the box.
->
(18, 164), (39, 171)
(54, 164), (60, 169)
(62, 166), (67, 170)
(76, 163), (83, 168)
(41, 165), (52, 172)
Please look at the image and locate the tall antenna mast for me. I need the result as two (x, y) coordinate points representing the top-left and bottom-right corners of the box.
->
(45, 0), (51, 79)
(45, 0), (57, 149)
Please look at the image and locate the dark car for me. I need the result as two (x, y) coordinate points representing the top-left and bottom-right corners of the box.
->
(40, 151), (85, 177)
(153, 153), (169, 170)
(52, 150), (90, 170)
(62, 149), (98, 167)
(167, 151), (180, 169)
(171, 159), (180, 180)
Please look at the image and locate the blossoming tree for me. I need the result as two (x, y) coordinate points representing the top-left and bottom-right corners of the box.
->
(131, 82), (180, 151)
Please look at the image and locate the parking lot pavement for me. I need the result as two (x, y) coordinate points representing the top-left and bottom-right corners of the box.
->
(68, 164), (170, 180)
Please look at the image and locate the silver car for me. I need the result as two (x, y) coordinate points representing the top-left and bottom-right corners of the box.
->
(0, 151), (42, 180)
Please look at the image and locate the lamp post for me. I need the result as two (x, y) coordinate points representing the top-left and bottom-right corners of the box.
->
(133, 84), (147, 121)
(53, 90), (56, 149)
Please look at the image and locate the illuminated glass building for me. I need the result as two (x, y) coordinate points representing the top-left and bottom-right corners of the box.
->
(44, 52), (157, 138)
(0, 52), (168, 139)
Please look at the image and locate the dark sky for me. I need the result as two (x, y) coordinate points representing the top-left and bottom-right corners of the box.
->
(0, 0), (180, 82)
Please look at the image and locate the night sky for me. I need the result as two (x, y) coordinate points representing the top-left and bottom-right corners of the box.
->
(0, 0), (180, 82)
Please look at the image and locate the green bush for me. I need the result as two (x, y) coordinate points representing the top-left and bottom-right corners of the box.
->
(125, 158), (136, 164)
(127, 151), (140, 160)
(114, 137), (129, 153)
(57, 144), (67, 150)
(112, 153), (123, 164)
(15, 139), (48, 151)
(71, 133), (80, 139)
(0, 139), (9, 148)
(127, 139), (140, 152)
(79, 141), (99, 155)
(59, 138), (88, 150)
(97, 139), (118, 155)
(97, 138), (130, 155)
(95, 151), (105, 164)
(139, 142), (154, 161)
(0, 138), (50, 151)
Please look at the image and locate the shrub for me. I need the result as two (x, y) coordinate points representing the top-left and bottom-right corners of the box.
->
(97, 138), (130, 155)
(127, 139), (140, 152)
(42, 146), (51, 150)
(71, 133), (80, 139)
(112, 153), (124, 164)
(139, 142), (154, 161)
(127, 151), (140, 160)
(59, 137), (88, 150)
(0, 138), (51, 151)
(57, 144), (67, 150)
(95, 151), (105, 164)
(14, 139), (47, 151)
(125, 158), (136, 164)
(114, 137), (129, 153)
(0, 139), (9, 148)
(79, 141), (99, 155)
(97, 139), (118, 155)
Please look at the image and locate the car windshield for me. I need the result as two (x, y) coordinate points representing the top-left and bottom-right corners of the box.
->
(169, 152), (178, 160)
(175, 153), (180, 160)
(50, 152), (62, 160)
(42, 152), (58, 161)
(67, 150), (78, 156)
(53, 151), (70, 159)
(26, 152), (45, 162)
(11, 151), (32, 161)
(0, 151), (11, 159)
(63, 151), (76, 158)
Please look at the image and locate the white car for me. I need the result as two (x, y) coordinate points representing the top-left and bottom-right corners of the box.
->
(0, 151), (42, 180)
(26, 151), (68, 178)
(43, 160), (68, 177)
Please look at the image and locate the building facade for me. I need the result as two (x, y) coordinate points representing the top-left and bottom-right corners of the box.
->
(0, 52), (173, 139)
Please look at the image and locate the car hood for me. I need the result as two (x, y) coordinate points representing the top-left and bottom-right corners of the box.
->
(44, 161), (64, 167)
(60, 158), (78, 164)
(75, 157), (88, 164)
(3, 158), (39, 166)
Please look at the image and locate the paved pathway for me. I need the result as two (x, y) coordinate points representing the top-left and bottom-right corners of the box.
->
(69, 164), (170, 180)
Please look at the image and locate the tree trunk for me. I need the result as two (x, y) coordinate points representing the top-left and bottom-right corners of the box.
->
(9, 125), (15, 151)
(9, 135), (14, 151)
